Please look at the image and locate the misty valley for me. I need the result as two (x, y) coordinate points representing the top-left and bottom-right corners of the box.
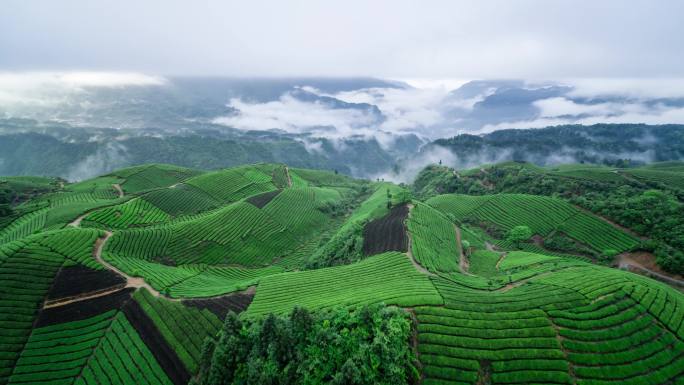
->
(3, 76), (684, 385)
(3, 1), (684, 383)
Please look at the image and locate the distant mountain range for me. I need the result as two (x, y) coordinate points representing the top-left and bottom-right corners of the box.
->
(2, 77), (684, 180)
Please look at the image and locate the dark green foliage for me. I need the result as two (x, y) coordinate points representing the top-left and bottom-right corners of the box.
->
(415, 161), (684, 273)
(0, 131), (399, 179)
(543, 232), (596, 258)
(194, 304), (416, 385)
(600, 249), (619, 264)
(506, 225), (532, 248)
(305, 221), (364, 268)
(432, 124), (684, 169)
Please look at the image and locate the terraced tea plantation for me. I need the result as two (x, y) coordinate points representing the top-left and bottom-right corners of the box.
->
(1, 162), (683, 385)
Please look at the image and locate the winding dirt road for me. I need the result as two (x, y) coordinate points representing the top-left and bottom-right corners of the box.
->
(454, 225), (471, 274)
(68, 183), (125, 227)
(93, 231), (173, 299)
(619, 253), (684, 289)
(495, 253), (507, 271)
(43, 284), (126, 308)
(113, 183), (124, 198)
(406, 230), (436, 276)
(68, 213), (88, 228)
(405, 204), (434, 276)
(284, 166), (293, 187)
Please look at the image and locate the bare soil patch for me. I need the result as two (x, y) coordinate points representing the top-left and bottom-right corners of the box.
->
(183, 287), (256, 319)
(43, 285), (127, 309)
(621, 252), (679, 278)
(246, 189), (281, 209)
(47, 265), (125, 301)
(531, 234), (545, 247)
(362, 204), (409, 255)
(113, 183), (124, 198)
(123, 299), (190, 385)
(37, 288), (134, 327)
(454, 225), (470, 273)
(619, 251), (684, 288)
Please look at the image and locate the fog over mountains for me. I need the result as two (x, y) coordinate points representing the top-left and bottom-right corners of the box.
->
(1, 73), (684, 181)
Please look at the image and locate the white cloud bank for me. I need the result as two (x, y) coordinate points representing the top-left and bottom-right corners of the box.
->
(480, 96), (684, 133)
(3, 71), (684, 144)
(212, 94), (378, 138)
(566, 78), (684, 99)
(0, 71), (166, 106)
(213, 78), (684, 141)
(212, 85), (464, 142)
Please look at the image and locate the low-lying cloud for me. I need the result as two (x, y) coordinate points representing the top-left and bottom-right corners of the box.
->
(66, 141), (129, 181)
(3, 73), (684, 182)
(211, 77), (684, 142)
(0, 71), (165, 105)
(481, 97), (684, 133)
(212, 93), (378, 138)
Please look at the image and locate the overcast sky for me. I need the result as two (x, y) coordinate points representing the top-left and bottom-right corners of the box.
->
(1, 0), (683, 79)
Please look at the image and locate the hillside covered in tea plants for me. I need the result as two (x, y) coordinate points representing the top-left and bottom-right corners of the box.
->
(1, 161), (684, 385)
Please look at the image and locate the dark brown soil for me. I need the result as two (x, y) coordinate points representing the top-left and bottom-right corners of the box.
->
(123, 299), (190, 385)
(47, 265), (125, 301)
(183, 292), (255, 319)
(362, 204), (409, 256)
(37, 288), (134, 327)
(246, 189), (282, 209)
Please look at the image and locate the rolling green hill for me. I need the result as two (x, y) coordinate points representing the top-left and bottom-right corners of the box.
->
(1, 162), (683, 385)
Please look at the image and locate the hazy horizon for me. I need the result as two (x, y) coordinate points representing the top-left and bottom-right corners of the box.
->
(2, 0), (684, 78)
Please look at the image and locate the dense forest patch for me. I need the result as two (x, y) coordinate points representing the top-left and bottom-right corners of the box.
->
(192, 304), (417, 385)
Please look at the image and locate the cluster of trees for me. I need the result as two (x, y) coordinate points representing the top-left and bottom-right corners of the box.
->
(0, 131), (402, 179)
(192, 304), (417, 385)
(413, 163), (684, 273)
(506, 225), (532, 248)
(431, 124), (684, 167)
(542, 232), (597, 259)
(579, 189), (684, 273)
(306, 185), (376, 269)
(0, 188), (12, 217)
(305, 222), (365, 269)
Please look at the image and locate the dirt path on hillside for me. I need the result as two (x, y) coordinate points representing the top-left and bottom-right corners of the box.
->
(113, 183), (124, 198)
(454, 225), (470, 273)
(93, 231), (176, 299)
(68, 212), (88, 227)
(43, 284), (126, 309)
(496, 271), (555, 293)
(485, 241), (497, 251)
(619, 252), (684, 289)
(406, 232), (435, 276)
(68, 184), (125, 227)
(495, 253), (507, 271)
(284, 166), (293, 187)
(405, 204), (435, 276)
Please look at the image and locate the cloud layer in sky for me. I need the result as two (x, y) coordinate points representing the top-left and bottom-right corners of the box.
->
(1, 1), (683, 78)
(3, 71), (684, 145)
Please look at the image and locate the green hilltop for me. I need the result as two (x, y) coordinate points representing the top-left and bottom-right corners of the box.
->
(1, 161), (684, 385)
